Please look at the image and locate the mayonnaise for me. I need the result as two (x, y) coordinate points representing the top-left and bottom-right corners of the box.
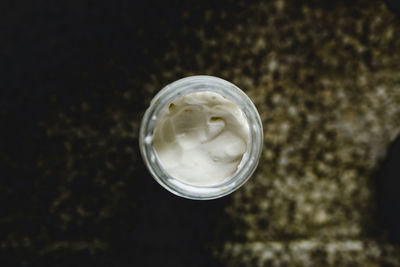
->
(153, 91), (250, 186)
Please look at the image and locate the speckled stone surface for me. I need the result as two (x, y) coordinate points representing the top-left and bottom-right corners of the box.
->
(2, 0), (400, 266)
(205, 1), (400, 265)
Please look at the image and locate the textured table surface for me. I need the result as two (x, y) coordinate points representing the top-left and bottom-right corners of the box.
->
(2, 0), (400, 266)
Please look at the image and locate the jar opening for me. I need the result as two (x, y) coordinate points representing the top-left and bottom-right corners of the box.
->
(139, 76), (263, 200)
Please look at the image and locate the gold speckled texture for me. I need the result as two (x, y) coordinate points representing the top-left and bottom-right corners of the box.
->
(146, 0), (400, 265)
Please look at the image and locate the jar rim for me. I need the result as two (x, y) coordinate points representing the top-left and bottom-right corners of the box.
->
(139, 75), (263, 200)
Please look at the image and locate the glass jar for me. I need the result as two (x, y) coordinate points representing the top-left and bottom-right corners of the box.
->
(139, 75), (263, 200)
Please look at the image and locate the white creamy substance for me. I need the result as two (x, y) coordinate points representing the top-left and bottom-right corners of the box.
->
(153, 91), (250, 186)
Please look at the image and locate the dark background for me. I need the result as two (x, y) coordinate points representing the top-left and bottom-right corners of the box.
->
(2, 0), (400, 266)
(1, 1), (240, 266)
